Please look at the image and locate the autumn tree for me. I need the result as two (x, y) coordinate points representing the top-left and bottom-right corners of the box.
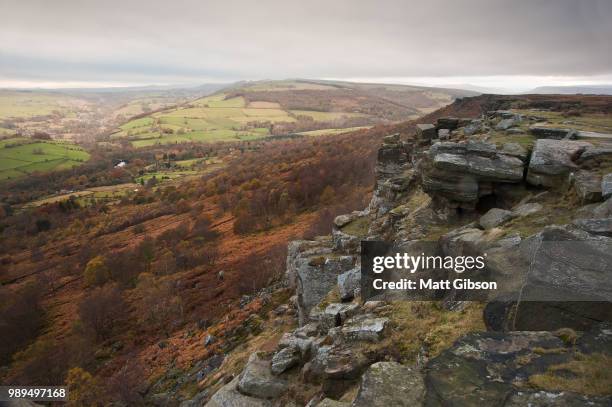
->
(77, 284), (125, 341)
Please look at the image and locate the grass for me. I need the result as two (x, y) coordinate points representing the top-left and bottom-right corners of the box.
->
(528, 353), (612, 396)
(512, 109), (612, 133)
(340, 216), (370, 237)
(111, 89), (373, 147)
(0, 138), (90, 181)
(374, 301), (485, 362)
(290, 110), (367, 121)
(0, 91), (78, 119)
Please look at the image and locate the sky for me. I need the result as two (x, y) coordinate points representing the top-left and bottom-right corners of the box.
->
(1, 0), (611, 92)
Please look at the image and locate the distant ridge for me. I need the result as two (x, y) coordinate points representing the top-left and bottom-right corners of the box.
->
(529, 85), (612, 95)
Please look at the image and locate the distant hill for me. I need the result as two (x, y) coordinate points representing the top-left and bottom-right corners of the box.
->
(109, 79), (477, 147)
(529, 85), (612, 95)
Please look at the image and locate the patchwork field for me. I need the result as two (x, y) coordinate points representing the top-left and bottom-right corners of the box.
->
(0, 137), (90, 181)
(110, 80), (473, 147)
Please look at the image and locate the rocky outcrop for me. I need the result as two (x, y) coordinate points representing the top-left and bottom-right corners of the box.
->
(421, 140), (524, 207)
(573, 170), (602, 204)
(526, 139), (592, 187)
(337, 267), (360, 301)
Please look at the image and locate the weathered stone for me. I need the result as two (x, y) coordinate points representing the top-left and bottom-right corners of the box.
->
(416, 123), (436, 141)
(320, 303), (360, 330)
(526, 139), (592, 187)
(576, 146), (612, 165)
(479, 208), (514, 230)
(206, 376), (271, 407)
(429, 141), (466, 155)
(573, 218), (612, 237)
(529, 126), (574, 139)
(296, 254), (355, 325)
(294, 322), (319, 339)
(496, 116), (520, 130)
(352, 362), (425, 407)
(436, 117), (460, 130)
(237, 353), (287, 399)
(286, 238), (333, 289)
(433, 153), (468, 172)
(271, 346), (300, 375)
(573, 170), (602, 204)
(466, 140), (497, 157)
(338, 314), (389, 342)
(466, 154), (524, 182)
(204, 334), (216, 347)
(602, 173), (612, 199)
(337, 267), (361, 301)
(501, 142), (528, 161)
(437, 128), (450, 140)
(440, 226), (485, 257)
(463, 119), (482, 136)
(278, 332), (313, 359)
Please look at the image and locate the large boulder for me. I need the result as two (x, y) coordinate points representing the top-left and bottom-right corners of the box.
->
(338, 267), (361, 301)
(352, 362), (425, 407)
(205, 376), (271, 407)
(296, 254), (355, 325)
(529, 126), (575, 140)
(416, 123), (436, 141)
(485, 225), (612, 331)
(526, 139), (592, 187)
(573, 170), (602, 204)
(335, 314), (389, 343)
(271, 346), (300, 375)
(237, 353), (287, 399)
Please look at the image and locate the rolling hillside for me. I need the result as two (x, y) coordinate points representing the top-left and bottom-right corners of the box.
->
(110, 79), (477, 147)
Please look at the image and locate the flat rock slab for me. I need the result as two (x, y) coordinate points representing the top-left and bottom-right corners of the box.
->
(338, 314), (389, 342)
(573, 170), (602, 204)
(353, 362), (424, 407)
(479, 208), (514, 229)
(527, 139), (592, 187)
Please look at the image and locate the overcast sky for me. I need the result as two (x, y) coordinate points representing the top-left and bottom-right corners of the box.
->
(1, 0), (611, 91)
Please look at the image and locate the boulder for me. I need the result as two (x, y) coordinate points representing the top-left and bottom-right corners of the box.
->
(529, 126), (574, 139)
(437, 128), (450, 140)
(306, 344), (370, 382)
(576, 146), (612, 165)
(237, 353), (287, 399)
(271, 346), (300, 375)
(526, 139), (592, 187)
(573, 170), (602, 204)
(338, 267), (361, 301)
(486, 225), (612, 331)
(436, 117), (459, 130)
(573, 218), (612, 237)
(286, 238), (333, 289)
(337, 314), (389, 342)
(479, 208), (514, 230)
(463, 119), (482, 136)
(495, 116), (520, 130)
(501, 142), (528, 161)
(352, 362), (425, 407)
(416, 123), (436, 141)
(278, 332), (313, 359)
(205, 376), (271, 407)
(320, 303), (360, 330)
(296, 254), (355, 325)
(601, 173), (612, 199)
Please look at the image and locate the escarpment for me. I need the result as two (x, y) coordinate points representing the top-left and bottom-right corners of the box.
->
(181, 95), (612, 407)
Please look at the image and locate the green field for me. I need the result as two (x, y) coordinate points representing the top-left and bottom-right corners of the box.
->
(111, 87), (375, 147)
(0, 138), (90, 181)
(0, 91), (81, 119)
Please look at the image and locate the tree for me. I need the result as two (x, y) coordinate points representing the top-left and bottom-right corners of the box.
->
(77, 284), (125, 341)
(66, 367), (103, 406)
(83, 256), (110, 287)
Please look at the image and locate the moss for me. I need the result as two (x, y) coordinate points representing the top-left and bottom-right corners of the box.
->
(532, 347), (568, 355)
(340, 216), (370, 237)
(316, 287), (341, 311)
(528, 353), (612, 396)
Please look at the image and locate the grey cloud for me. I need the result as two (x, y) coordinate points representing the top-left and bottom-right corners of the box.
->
(0, 0), (611, 86)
